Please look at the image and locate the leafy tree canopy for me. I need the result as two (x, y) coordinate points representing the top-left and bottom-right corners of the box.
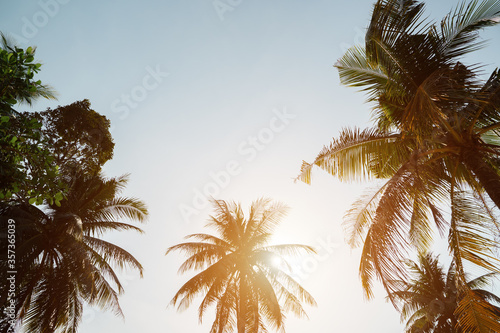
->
(27, 99), (115, 179)
(0, 33), (59, 204)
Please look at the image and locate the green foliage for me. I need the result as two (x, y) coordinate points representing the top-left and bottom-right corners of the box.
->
(0, 39), (54, 111)
(0, 32), (135, 333)
(26, 99), (115, 180)
(0, 98), (114, 205)
(0, 112), (64, 205)
(0, 33), (60, 204)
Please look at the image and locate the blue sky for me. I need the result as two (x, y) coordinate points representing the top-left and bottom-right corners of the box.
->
(2, 1), (500, 332)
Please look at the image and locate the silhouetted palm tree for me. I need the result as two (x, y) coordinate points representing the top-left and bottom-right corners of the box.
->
(0, 173), (148, 333)
(389, 253), (500, 332)
(297, 1), (500, 331)
(167, 199), (317, 333)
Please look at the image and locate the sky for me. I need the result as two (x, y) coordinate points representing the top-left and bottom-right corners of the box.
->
(2, 1), (500, 332)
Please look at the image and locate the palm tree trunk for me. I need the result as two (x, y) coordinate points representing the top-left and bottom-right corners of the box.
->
(237, 274), (246, 333)
(461, 148), (500, 208)
(237, 303), (245, 333)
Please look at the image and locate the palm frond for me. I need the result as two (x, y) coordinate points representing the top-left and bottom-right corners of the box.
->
(456, 286), (500, 332)
(258, 244), (316, 256)
(344, 183), (387, 248)
(83, 221), (144, 236)
(440, 0), (500, 60)
(335, 45), (393, 101)
(84, 236), (144, 277)
(96, 197), (148, 223)
(170, 254), (236, 310)
(184, 233), (233, 248)
(177, 248), (229, 274)
(449, 190), (500, 275)
(296, 127), (404, 184)
(357, 161), (418, 299)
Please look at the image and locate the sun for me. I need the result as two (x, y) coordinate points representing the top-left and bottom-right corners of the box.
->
(270, 255), (284, 269)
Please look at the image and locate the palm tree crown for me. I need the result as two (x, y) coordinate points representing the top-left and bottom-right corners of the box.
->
(297, 0), (500, 295)
(167, 199), (317, 333)
(389, 253), (500, 332)
(296, 1), (500, 331)
(0, 173), (148, 333)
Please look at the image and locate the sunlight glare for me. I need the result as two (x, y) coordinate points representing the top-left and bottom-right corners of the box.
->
(270, 256), (283, 269)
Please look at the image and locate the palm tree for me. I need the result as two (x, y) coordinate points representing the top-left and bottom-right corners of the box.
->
(389, 253), (500, 332)
(0, 173), (148, 333)
(297, 0), (500, 331)
(167, 199), (317, 333)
